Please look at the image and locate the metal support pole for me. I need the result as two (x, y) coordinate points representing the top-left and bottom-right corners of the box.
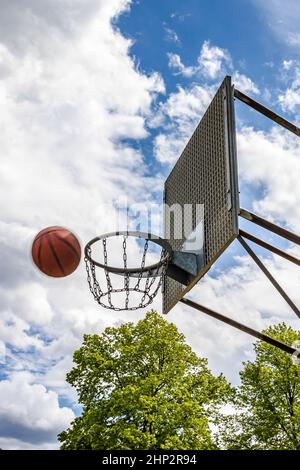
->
(239, 208), (300, 246)
(239, 229), (300, 267)
(238, 235), (300, 320)
(180, 298), (299, 356)
(234, 88), (300, 138)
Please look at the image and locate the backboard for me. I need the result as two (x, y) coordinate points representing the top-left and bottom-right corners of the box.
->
(163, 76), (239, 314)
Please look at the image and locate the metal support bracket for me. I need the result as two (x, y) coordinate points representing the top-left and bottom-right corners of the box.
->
(166, 251), (204, 286)
(234, 88), (300, 138)
(238, 235), (300, 320)
(239, 229), (300, 267)
(180, 297), (300, 356)
(239, 208), (300, 245)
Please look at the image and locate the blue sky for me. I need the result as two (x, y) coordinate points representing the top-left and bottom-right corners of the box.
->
(120, 0), (266, 84)
(0, 0), (300, 450)
(118, 0), (297, 113)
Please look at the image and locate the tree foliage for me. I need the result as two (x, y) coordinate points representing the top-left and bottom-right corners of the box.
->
(58, 311), (231, 450)
(217, 323), (300, 450)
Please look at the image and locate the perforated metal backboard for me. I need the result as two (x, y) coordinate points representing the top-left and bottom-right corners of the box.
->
(163, 76), (239, 314)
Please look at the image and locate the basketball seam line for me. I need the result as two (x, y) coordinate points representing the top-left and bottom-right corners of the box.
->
(34, 228), (63, 243)
(52, 233), (80, 257)
(46, 235), (66, 276)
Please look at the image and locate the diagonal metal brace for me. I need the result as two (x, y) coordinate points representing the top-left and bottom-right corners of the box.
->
(234, 88), (300, 138)
(180, 297), (299, 356)
(239, 208), (300, 246)
(238, 235), (300, 320)
(239, 229), (300, 267)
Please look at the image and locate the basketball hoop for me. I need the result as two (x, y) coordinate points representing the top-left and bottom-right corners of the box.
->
(84, 231), (172, 311)
(36, 74), (300, 357)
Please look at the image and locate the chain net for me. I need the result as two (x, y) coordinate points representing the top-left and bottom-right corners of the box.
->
(85, 235), (169, 311)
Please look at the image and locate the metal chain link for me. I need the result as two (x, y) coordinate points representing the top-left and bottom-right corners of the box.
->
(102, 238), (113, 307)
(123, 236), (130, 309)
(85, 236), (169, 311)
(134, 239), (149, 291)
(84, 247), (94, 296)
(139, 248), (166, 307)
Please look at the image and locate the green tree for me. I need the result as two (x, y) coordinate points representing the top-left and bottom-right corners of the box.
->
(58, 311), (231, 450)
(217, 323), (300, 450)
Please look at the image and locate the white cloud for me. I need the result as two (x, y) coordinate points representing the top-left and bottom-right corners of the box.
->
(198, 41), (232, 79)
(0, 310), (45, 353)
(167, 53), (195, 77)
(287, 33), (300, 46)
(167, 41), (232, 80)
(233, 71), (260, 95)
(238, 126), (300, 231)
(2, 283), (54, 326)
(0, 373), (74, 447)
(269, 59), (300, 113)
(170, 12), (191, 22)
(0, 437), (60, 450)
(166, 42), (260, 114)
(0, 1), (165, 224)
(153, 84), (213, 163)
(155, 56), (260, 164)
(277, 61), (300, 113)
(0, 0), (167, 448)
(283, 60), (294, 71)
(164, 26), (181, 45)
(279, 88), (300, 112)
(0, 341), (6, 365)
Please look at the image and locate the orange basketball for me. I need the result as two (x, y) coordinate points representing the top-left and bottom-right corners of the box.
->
(32, 226), (81, 277)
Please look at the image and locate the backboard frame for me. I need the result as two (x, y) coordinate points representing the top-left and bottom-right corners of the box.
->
(163, 76), (239, 314)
